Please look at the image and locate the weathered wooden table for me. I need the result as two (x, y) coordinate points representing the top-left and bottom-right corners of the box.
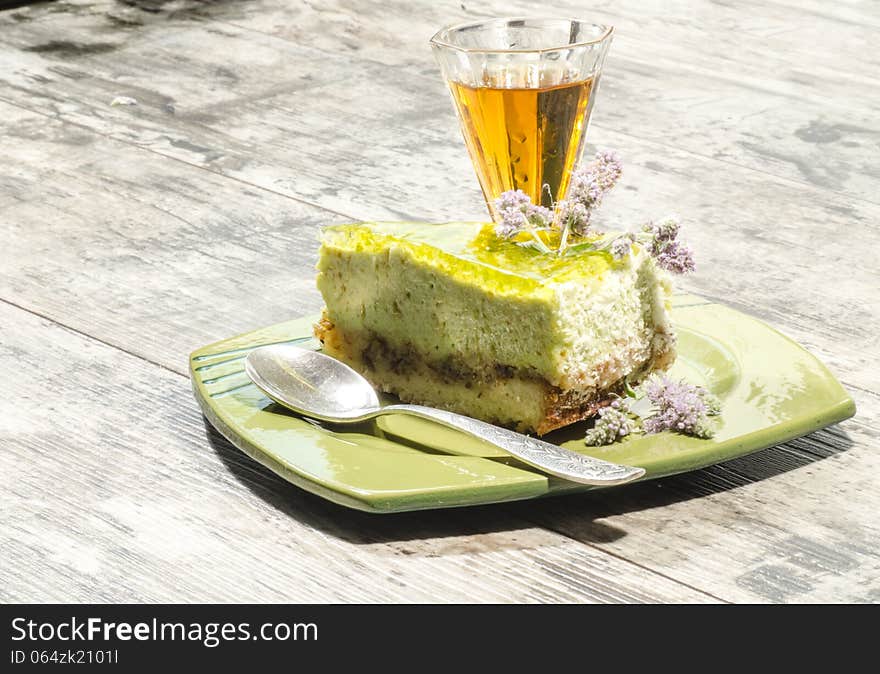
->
(1, 0), (877, 603)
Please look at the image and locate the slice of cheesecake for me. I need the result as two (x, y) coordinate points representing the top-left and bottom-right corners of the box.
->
(314, 221), (676, 435)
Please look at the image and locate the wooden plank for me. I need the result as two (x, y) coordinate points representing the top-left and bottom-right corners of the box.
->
(1, 70), (877, 396)
(0, 95), (877, 602)
(1, 0), (878, 602)
(218, 0), (880, 77)
(0, 0), (879, 212)
(516, 411), (880, 603)
(0, 299), (718, 603)
(0, 102), (337, 368)
(13, 0), (879, 203)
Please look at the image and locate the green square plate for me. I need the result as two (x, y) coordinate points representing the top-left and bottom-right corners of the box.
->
(190, 294), (855, 513)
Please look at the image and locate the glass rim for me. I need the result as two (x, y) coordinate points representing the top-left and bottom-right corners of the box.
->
(430, 17), (614, 54)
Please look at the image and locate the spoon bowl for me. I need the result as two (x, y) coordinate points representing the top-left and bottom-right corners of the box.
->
(246, 344), (380, 421)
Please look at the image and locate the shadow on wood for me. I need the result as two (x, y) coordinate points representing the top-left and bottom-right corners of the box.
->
(202, 416), (852, 548)
(509, 425), (855, 543)
(202, 417), (629, 550)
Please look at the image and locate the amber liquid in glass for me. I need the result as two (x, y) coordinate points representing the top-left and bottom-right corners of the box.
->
(449, 76), (594, 215)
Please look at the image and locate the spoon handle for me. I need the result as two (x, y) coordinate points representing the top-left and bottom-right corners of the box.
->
(380, 404), (645, 486)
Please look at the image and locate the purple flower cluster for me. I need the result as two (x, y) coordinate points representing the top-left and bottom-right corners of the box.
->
(583, 376), (723, 446)
(609, 233), (636, 260)
(584, 398), (634, 446)
(489, 150), (697, 271)
(563, 150), (623, 235)
(493, 189), (553, 238)
(555, 199), (590, 234)
(643, 217), (696, 274)
(642, 375), (721, 438)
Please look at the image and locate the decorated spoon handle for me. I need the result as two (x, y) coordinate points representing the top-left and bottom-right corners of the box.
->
(380, 404), (645, 486)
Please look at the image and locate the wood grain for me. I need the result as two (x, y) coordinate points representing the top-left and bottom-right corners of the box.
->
(223, 0), (880, 200)
(3, 0), (877, 205)
(0, 0), (878, 602)
(0, 300), (718, 603)
(0, 0), (875, 387)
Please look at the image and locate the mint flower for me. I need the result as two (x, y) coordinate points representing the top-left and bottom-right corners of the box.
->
(493, 150), (622, 242)
(642, 375), (721, 438)
(645, 217), (680, 243)
(555, 199), (592, 236)
(494, 189), (553, 238)
(585, 377), (723, 447)
(655, 241), (696, 274)
(584, 399), (634, 446)
(564, 150), (623, 235)
(569, 150), (623, 206)
(609, 233), (636, 260)
(489, 151), (696, 271)
(643, 217), (695, 274)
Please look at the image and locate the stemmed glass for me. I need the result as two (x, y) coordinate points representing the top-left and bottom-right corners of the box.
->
(431, 18), (613, 222)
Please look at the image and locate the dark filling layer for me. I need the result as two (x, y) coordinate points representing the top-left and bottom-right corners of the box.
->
(360, 333), (539, 387)
(315, 317), (635, 434)
(361, 332), (631, 432)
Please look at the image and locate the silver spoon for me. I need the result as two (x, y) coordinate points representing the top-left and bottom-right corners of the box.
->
(245, 344), (645, 486)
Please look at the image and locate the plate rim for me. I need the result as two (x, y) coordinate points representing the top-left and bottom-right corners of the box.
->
(190, 296), (856, 513)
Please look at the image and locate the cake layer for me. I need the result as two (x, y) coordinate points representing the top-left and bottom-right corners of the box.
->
(316, 222), (675, 394)
(315, 316), (630, 434)
(314, 222), (676, 433)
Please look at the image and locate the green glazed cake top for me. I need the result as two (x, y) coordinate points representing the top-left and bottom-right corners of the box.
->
(320, 221), (627, 297)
